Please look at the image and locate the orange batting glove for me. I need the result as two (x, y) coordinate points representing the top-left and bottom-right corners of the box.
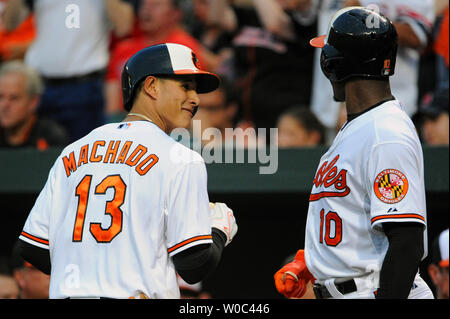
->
(274, 249), (315, 298)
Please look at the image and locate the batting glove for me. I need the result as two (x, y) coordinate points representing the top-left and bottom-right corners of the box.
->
(274, 249), (315, 298)
(210, 202), (238, 247)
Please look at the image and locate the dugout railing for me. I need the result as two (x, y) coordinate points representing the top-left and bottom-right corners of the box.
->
(0, 146), (448, 298)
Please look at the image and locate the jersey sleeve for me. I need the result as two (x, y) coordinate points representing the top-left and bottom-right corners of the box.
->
(18, 161), (57, 250)
(367, 142), (427, 231)
(165, 161), (213, 257)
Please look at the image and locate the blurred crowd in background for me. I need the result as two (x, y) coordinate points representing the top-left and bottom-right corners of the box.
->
(0, 0), (448, 150)
(0, 0), (448, 299)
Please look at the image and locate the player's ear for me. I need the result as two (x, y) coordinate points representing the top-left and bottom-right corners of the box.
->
(428, 264), (441, 286)
(142, 76), (160, 99)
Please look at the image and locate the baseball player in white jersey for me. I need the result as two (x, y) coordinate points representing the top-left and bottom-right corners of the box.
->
(16, 43), (238, 299)
(311, 0), (434, 144)
(274, 7), (433, 299)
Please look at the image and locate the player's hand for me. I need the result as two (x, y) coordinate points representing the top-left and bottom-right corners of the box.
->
(274, 249), (315, 298)
(209, 202), (238, 247)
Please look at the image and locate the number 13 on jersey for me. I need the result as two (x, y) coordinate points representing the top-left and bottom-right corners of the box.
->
(73, 174), (126, 243)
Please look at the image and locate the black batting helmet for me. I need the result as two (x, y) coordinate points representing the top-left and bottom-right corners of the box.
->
(121, 43), (221, 111)
(310, 6), (398, 83)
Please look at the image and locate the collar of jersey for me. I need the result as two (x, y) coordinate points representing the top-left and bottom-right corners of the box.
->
(346, 96), (396, 124)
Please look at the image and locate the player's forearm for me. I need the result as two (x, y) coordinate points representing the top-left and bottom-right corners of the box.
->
(207, 0), (237, 32)
(377, 222), (424, 299)
(104, 0), (134, 37)
(2, 0), (28, 31)
(172, 229), (226, 284)
(252, 0), (295, 39)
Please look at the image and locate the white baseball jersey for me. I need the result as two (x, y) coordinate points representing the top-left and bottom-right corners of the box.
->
(19, 121), (213, 299)
(304, 99), (428, 284)
(311, 0), (434, 134)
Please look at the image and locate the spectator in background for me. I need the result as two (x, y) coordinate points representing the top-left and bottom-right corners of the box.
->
(0, 256), (19, 299)
(3, 0), (135, 142)
(190, 76), (265, 149)
(108, 0), (142, 53)
(276, 106), (325, 148)
(10, 243), (49, 299)
(0, 61), (70, 149)
(193, 77), (239, 147)
(418, 87), (449, 145)
(433, 3), (449, 91)
(189, 0), (234, 78)
(105, 0), (219, 116)
(354, 0), (434, 117)
(208, 0), (319, 138)
(0, 0), (35, 62)
(428, 229), (449, 299)
(311, 0), (435, 145)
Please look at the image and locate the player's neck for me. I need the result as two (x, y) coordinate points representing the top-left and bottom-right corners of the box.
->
(124, 100), (167, 133)
(345, 80), (394, 115)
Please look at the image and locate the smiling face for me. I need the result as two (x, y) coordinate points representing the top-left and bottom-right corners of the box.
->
(155, 75), (200, 133)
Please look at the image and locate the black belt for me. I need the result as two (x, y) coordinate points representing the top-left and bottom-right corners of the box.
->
(43, 69), (105, 85)
(313, 279), (357, 299)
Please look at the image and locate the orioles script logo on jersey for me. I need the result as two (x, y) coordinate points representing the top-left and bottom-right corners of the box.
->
(309, 154), (350, 201)
(374, 169), (409, 204)
(62, 140), (159, 177)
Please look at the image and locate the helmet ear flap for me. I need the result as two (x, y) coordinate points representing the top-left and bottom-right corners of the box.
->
(323, 58), (337, 76)
(320, 45), (346, 82)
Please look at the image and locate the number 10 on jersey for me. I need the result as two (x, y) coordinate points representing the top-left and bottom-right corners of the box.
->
(319, 209), (342, 246)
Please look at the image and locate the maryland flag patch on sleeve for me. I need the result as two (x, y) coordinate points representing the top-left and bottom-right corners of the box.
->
(374, 169), (409, 204)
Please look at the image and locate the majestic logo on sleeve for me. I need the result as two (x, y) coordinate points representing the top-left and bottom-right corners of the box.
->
(374, 169), (409, 204)
(309, 155), (350, 201)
